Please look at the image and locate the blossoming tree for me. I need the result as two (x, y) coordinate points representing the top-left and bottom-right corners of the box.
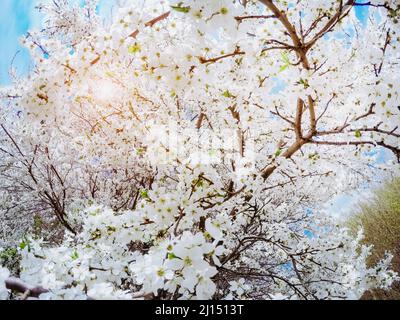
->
(0, 0), (399, 300)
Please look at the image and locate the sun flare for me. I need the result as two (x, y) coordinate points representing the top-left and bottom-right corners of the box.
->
(88, 77), (122, 105)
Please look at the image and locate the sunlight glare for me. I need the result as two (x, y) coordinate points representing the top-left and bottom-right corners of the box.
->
(89, 78), (122, 105)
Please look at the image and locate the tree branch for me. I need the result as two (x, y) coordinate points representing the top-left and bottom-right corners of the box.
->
(198, 47), (245, 64)
(305, 1), (355, 49)
(5, 277), (48, 299)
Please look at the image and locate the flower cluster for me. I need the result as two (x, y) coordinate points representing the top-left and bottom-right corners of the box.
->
(13, 204), (226, 300)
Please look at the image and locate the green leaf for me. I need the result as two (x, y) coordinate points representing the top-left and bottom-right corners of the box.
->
(0, 247), (18, 260)
(278, 51), (290, 73)
(71, 250), (79, 260)
(281, 51), (290, 65)
(140, 189), (149, 199)
(222, 90), (233, 98)
(278, 64), (289, 73)
(170, 4), (191, 13)
(167, 252), (179, 260)
(275, 149), (282, 157)
(19, 237), (30, 251)
(354, 130), (362, 138)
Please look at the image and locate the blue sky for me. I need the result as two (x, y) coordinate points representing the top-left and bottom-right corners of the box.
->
(0, 0), (119, 85)
(0, 0), (41, 85)
(0, 1), (369, 85)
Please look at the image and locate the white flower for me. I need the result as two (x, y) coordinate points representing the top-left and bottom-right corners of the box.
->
(269, 293), (289, 300)
(205, 219), (223, 240)
(181, 267), (198, 292)
(196, 276), (216, 300)
(39, 288), (87, 300)
(87, 283), (130, 300)
(209, 243), (226, 267)
(229, 278), (250, 297)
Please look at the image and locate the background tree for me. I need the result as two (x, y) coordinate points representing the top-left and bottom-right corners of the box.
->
(348, 178), (400, 299)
